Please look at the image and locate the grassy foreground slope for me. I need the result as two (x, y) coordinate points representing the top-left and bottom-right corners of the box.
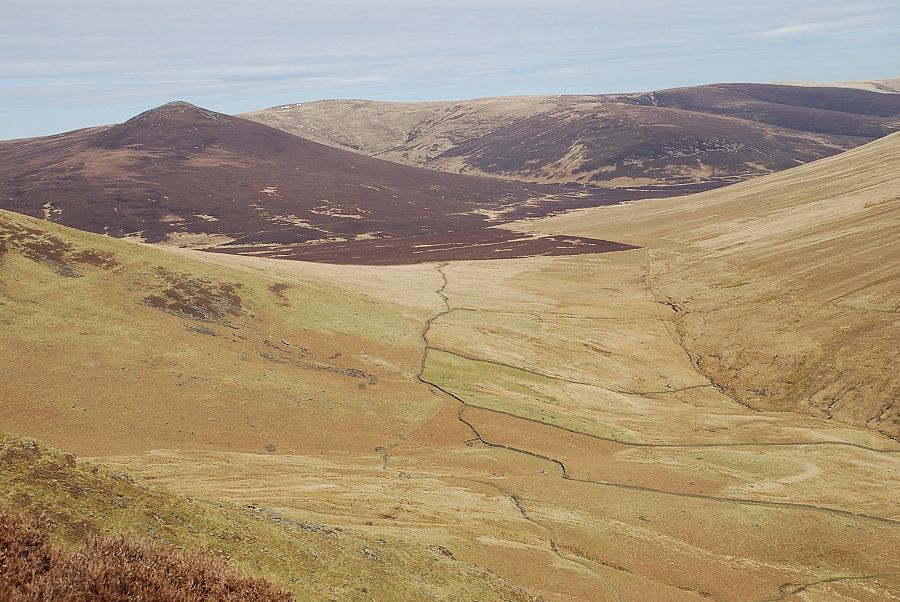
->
(0, 435), (529, 601)
(521, 132), (900, 439)
(0, 212), (538, 600)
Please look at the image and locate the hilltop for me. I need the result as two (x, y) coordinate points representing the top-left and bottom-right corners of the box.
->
(0, 101), (675, 264)
(784, 77), (900, 94)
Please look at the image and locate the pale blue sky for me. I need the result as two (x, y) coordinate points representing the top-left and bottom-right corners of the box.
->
(2, 0), (899, 139)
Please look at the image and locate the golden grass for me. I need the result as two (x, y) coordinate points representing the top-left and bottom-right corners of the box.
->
(0, 209), (440, 456)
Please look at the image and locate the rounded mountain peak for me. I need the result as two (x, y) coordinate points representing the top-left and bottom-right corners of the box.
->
(124, 101), (224, 125)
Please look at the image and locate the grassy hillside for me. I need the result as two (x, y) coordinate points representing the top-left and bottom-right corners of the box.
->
(0, 208), (443, 455)
(522, 132), (900, 439)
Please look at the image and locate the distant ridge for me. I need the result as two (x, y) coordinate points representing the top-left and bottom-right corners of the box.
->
(244, 82), (900, 187)
(780, 77), (900, 94)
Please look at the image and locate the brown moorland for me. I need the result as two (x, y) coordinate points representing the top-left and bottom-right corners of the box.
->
(0, 101), (697, 264)
(0, 510), (293, 602)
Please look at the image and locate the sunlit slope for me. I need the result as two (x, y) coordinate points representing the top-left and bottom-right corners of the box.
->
(786, 77), (900, 94)
(521, 132), (900, 438)
(0, 208), (444, 455)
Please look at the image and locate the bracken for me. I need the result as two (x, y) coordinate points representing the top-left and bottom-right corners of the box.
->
(0, 511), (293, 602)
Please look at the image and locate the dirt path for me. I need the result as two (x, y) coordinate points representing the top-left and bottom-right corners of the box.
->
(761, 573), (900, 602)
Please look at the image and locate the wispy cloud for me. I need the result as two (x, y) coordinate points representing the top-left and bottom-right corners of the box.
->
(752, 16), (872, 39)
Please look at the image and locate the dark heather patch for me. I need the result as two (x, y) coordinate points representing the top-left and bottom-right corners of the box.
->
(216, 229), (639, 265)
(144, 267), (243, 322)
(70, 249), (118, 268)
(268, 282), (291, 305)
(0, 219), (118, 272)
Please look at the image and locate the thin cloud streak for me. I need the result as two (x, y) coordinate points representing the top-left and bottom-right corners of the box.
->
(752, 16), (874, 39)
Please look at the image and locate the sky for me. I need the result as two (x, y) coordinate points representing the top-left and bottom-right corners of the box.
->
(2, 0), (899, 139)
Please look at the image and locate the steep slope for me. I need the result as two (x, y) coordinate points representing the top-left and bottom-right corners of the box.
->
(521, 132), (900, 438)
(0, 101), (671, 264)
(0, 208), (447, 456)
(245, 83), (900, 187)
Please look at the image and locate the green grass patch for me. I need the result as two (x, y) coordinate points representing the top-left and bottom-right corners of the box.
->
(423, 350), (637, 443)
(690, 450), (805, 481)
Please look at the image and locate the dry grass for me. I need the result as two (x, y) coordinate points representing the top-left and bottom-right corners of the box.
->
(0, 434), (537, 601)
(0, 209), (441, 457)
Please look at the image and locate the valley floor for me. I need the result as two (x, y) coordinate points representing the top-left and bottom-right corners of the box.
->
(95, 249), (900, 602)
